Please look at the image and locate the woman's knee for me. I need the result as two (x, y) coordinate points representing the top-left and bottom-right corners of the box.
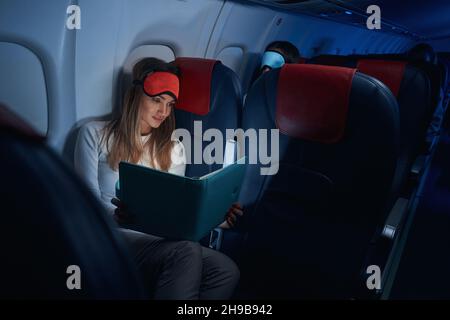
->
(221, 255), (240, 286)
(199, 249), (240, 299)
(205, 249), (240, 285)
(166, 240), (202, 267)
(175, 240), (201, 256)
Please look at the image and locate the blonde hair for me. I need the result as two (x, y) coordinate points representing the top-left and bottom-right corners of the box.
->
(102, 57), (179, 171)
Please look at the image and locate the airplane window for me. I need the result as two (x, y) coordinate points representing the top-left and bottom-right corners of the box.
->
(215, 46), (244, 74)
(123, 45), (176, 76)
(0, 42), (48, 135)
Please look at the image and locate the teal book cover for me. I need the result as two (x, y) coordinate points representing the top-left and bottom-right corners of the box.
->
(118, 158), (246, 241)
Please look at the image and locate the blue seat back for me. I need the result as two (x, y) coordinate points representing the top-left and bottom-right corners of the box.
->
(237, 64), (400, 298)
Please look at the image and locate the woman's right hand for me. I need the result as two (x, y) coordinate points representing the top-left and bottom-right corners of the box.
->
(111, 198), (132, 225)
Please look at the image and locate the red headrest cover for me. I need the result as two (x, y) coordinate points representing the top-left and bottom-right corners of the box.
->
(357, 59), (406, 97)
(276, 64), (356, 143)
(174, 58), (218, 116)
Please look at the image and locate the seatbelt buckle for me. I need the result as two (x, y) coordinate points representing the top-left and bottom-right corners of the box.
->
(208, 227), (223, 250)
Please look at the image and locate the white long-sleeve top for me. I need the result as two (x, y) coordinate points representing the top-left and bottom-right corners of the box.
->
(74, 120), (186, 214)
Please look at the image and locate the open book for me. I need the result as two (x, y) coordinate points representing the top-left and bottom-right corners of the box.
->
(117, 151), (246, 241)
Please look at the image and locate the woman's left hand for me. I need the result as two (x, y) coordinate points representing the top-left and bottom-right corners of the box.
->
(111, 197), (133, 225)
(221, 202), (243, 229)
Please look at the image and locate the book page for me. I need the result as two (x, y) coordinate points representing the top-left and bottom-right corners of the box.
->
(199, 156), (245, 180)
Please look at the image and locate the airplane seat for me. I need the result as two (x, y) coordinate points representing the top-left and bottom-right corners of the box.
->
(357, 53), (407, 61)
(172, 58), (243, 249)
(307, 54), (357, 67)
(408, 43), (436, 65)
(407, 45), (443, 122)
(313, 50), (442, 123)
(0, 104), (145, 299)
(436, 54), (449, 84)
(173, 57), (243, 178)
(308, 57), (432, 244)
(357, 59), (431, 198)
(310, 55), (434, 179)
(438, 53), (450, 92)
(438, 60), (449, 94)
(234, 64), (400, 299)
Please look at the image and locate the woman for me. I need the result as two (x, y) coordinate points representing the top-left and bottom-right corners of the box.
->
(74, 57), (242, 299)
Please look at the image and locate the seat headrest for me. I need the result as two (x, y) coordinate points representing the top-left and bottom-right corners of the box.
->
(174, 57), (219, 116)
(357, 59), (407, 97)
(0, 104), (44, 142)
(310, 55), (351, 67)
(408, 43), (436, 64)
(276, 64), (356, 143)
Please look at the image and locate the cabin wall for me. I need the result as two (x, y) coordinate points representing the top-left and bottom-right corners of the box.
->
(75, 0), (224, 123)
(0, 0), (414, 153)
(207, 1), (414, 91)
(0, 0), (225, 151)
(0, 0), (76, 148)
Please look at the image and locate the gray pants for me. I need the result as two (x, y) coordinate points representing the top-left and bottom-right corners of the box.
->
(119, 228), (240, 300)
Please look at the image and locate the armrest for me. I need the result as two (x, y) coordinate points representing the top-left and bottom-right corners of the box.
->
(381, 198), (409, 240)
